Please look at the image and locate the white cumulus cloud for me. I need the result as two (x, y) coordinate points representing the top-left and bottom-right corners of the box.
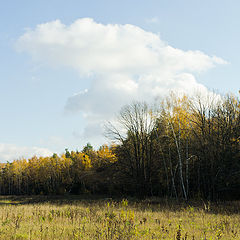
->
(16, 18), (227, 144)
(0, 143), (53, 162)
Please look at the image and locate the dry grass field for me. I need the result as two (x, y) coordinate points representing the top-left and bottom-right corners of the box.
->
(0, 195), (240, 239)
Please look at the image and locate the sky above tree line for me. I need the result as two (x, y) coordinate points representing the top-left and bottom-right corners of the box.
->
(0, 0), (239, 162)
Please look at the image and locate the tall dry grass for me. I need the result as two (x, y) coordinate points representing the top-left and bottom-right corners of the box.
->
(0, 196), (239, 239)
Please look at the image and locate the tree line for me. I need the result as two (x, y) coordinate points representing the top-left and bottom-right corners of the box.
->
(0, 145), (116, 195)
(0, 92), (239, 200)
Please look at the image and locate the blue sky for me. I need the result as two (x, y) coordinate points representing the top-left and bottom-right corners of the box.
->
(0, 0), (239, 162)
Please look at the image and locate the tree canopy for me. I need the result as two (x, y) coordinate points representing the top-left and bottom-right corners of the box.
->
(0, 92), (239, 200)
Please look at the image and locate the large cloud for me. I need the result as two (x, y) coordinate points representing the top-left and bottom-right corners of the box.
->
(16, 18), (227, 142)
(0, 143), (53, 162)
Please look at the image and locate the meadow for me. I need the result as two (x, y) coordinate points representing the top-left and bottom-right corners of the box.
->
(0, 195), (239, 239)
